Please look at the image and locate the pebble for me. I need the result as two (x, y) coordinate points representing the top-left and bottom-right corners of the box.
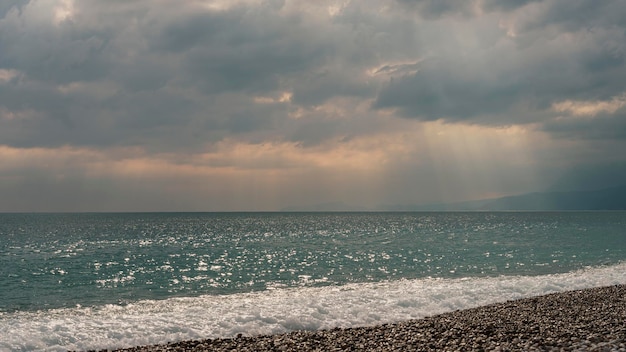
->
(98, 284), (625, 352)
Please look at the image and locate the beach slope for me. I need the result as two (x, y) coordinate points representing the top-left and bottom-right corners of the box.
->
(107, 284), (625, 351)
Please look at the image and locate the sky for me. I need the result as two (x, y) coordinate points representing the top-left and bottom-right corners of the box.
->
(1, 0), (626, 211)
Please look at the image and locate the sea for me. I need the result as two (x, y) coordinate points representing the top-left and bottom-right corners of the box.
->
(1, 212), (625, 351)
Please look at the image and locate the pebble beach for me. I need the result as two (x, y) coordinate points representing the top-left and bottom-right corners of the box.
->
(105, 284), (625, 351)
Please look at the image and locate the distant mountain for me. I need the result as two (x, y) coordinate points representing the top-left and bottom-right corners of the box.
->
(386, 185), (626, 211)
(283, 185), (626, 212)
(478, 185), (626, 210)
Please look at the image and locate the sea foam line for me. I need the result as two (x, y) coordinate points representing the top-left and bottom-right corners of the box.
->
(1, 262), (625, 351)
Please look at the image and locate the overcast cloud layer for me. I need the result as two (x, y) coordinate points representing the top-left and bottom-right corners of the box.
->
(1, 0), (625, 211)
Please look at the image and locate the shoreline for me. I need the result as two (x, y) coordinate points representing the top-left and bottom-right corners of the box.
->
(104, 284), (625, 351)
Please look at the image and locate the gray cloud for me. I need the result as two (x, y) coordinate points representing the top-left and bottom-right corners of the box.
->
(1, 0), (626, 211)
(373, 0), (626, 128)
(0, 13), (112, 84)
(512, 0), (626, 34)
(0, 0), (30, 18)
(3, 0), (625, 150)
(394, 0), (543, 18)
(481, 0), (543, 12)
(394, 0), (478, 18)
(0, 0), (369, 151)
(543, 109), (626, 141)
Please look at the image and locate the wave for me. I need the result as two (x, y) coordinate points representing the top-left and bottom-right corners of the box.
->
(2, 262), (625, 351)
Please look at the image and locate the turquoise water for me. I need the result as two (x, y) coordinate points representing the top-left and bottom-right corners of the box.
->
(1, 212), (625, 350)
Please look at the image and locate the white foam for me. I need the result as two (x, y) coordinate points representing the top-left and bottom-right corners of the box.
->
(1, 263), (625, 351)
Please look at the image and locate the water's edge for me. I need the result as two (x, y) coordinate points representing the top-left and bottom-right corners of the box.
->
(111, 284), (626, 352)
(2, 262), (625, 351)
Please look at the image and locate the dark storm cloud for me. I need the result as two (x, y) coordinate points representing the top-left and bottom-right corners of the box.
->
(0, 11), (112, 84)
(289, 69), (375, 107)
(2, 0), (626, 213)
(373, 0), (626, 129)
(0, 0), (30, 18)
(0, 0), (390, 152)
(543, 109), (626, 141)
(481, 0), (542, 12)
(1, 0), (625, 149)
(0, 2), (296, 149)
(394, 0), (542, 18)
(512, 0), (626, 34)
(373, 58), (524, 121)
(153, 6), (331, 94)
(394, 0), (477, 18)
(0, 74), (195, 149)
